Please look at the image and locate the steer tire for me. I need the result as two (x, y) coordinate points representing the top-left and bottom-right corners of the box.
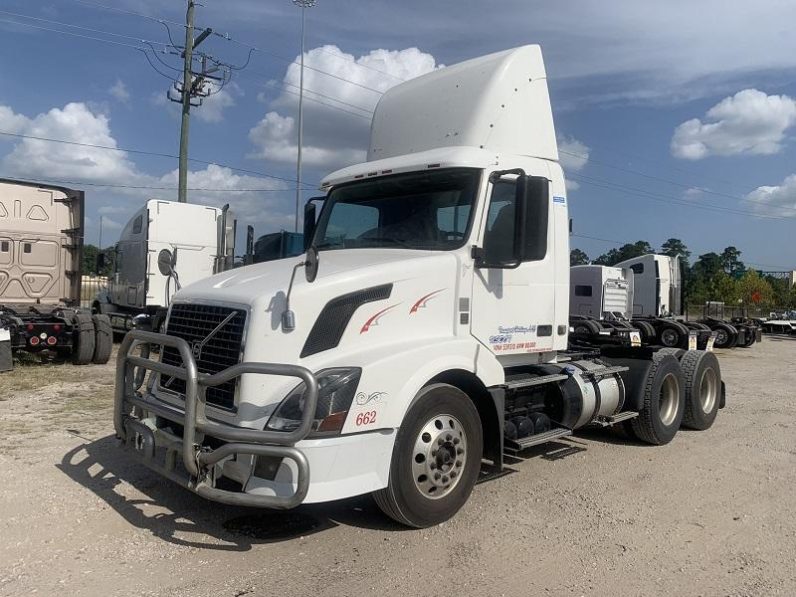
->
(373, 383), (482, 528)
(92, 314), (113, 364)
(628, 354), (685, 445)
(658, 321), (687, 348)
(635, 320), (657, 342)
(573, 319), (602, 336)
(71, 312), (96, 365)
(680, 350), (721, 431)
(712, 323), (737, 349)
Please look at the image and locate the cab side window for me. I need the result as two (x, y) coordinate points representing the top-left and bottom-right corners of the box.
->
(482, 177), (549, 265)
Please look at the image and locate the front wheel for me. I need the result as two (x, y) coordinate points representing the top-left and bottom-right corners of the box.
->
(373, 383), (482, 528)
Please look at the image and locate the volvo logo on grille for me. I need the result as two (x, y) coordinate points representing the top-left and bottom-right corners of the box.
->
(187, 309), (239, 362)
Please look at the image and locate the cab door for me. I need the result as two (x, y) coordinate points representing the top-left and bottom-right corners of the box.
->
(470, 170), (557, 360)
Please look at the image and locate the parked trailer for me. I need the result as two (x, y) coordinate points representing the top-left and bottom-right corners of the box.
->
(569, 264), (714, 350)
(615, 254), (759, 349)
(92, 200), (236, 335)
(114, 46), (725, 527)
(0, 178), (111, 372)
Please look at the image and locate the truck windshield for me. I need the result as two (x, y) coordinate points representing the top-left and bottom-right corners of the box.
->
(313, 168), (480, 251)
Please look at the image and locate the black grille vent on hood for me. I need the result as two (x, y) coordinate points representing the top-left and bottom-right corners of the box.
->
(301, 284), (392, 358)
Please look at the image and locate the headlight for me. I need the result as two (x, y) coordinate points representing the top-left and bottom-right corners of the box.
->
(266, 367), (361, 435)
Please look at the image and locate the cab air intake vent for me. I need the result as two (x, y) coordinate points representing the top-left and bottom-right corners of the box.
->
(301, 284), (392, 358)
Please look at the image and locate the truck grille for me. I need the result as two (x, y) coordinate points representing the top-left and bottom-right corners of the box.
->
(160, 303), (247, 411)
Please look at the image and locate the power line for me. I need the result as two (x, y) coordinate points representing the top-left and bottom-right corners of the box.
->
(560, 148), (782, 210)
(0, 174), (295, 192)
(69, 0), (187, 29)
(0, 8), (172, 46)
(215, 34), (386, 94)
(569, 173), (796, 220)
(0, 130), (315, 188)
(0, 16), (146, 50)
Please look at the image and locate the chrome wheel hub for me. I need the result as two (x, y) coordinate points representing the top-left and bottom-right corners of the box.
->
(659, 372), (680, 426)
(699, 367), (718, 414)
(412, 414), (467, 500)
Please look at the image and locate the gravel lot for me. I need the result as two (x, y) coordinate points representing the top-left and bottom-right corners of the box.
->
(1, 338), (795, 596)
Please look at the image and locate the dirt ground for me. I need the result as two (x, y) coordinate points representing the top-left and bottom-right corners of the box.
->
(1, 338), (795, 597)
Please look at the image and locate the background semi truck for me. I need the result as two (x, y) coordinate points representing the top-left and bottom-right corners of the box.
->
(93, 199), (236, 334)
(0, 178), (111, 371)
(569, 262), (713, 349)
(114, 45), (726, 527)
(617, 254), (759, 348)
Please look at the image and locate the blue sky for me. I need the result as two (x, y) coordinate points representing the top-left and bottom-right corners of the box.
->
(1, 0), (795, 271)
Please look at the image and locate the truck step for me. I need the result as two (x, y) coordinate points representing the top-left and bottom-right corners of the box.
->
(593, 411), (638, 427)
(504, 427), (572, 452)
(504, 373), (568, 391)
(576, 365), (628, 380)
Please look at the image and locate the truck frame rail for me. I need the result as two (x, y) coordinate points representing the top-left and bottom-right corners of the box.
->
(114, 329), (319, 509)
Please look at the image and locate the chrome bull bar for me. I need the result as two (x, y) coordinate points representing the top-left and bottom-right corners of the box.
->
(114, 329), (319, 509)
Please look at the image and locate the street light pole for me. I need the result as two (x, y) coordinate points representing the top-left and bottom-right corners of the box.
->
(292, 0), (316, 233)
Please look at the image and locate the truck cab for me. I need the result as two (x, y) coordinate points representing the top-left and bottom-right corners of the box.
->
(115, 46), (722, 527)
(95, 199), (235, 333)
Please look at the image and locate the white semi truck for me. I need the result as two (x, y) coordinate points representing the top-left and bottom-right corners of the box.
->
(93, 199), (235, 334)
(1, 178), (112, 371)
(115, 46), (725, 527)
(617, 254), (759, 348)
(569, 256), (760, 349)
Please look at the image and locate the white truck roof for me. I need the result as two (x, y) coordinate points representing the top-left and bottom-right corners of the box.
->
(323, 45), (557, 188)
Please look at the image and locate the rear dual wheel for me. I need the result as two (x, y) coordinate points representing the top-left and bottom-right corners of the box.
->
(626, 354), (685, 445)
(680, 351), (721, 430)
(374, 384), (482, 528)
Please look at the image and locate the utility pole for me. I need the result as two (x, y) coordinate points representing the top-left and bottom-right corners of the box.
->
(292, 0), (317, 231)
(177, 0), (195, 203)
(171, 0), (215, 203)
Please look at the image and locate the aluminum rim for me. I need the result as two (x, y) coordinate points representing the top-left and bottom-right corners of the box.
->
(412, 414), (467, 500)
(659, 373), (680, 426)
(699, 367), (718, 414)
(660, 328), (679, 347)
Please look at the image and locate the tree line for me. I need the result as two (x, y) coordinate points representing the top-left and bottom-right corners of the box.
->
(570, 239), (796, 310)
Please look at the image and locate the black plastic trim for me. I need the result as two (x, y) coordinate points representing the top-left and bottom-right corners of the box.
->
(300, 284), (392, 357)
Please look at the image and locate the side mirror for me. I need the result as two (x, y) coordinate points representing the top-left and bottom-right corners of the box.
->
(303, 202), (317, 251)
(157, 248), (175, 276)
(96, 252), (107, 271)
(475, 171), (549, 268)
(245, 225), (255, 265)
(305, 245), (319, 283)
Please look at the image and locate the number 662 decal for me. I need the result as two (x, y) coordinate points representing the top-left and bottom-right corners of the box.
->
(355, 411), (377, 426)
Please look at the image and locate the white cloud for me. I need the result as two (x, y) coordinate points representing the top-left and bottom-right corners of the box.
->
(557, 135), (590, 191)
(1, 102), (139, 183)
(109, 79), (130, 104)
(248, 111), (366, 169)
(671, 89), (796, 160)
(0, 105), (29, 134)
(249, 45), (440, 171)
(746, 174), (796, 216)
(683, 187), (706, 199)
(0, 100), (295, 235)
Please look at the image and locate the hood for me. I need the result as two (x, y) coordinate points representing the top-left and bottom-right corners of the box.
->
(172, 248), (460, 365)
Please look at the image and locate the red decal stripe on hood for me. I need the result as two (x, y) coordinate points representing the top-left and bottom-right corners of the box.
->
(360, 304), (400, 334)
(410, 289), (446, 314)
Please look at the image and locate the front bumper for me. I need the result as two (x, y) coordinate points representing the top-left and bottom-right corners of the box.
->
(114, 329), (319, 509)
